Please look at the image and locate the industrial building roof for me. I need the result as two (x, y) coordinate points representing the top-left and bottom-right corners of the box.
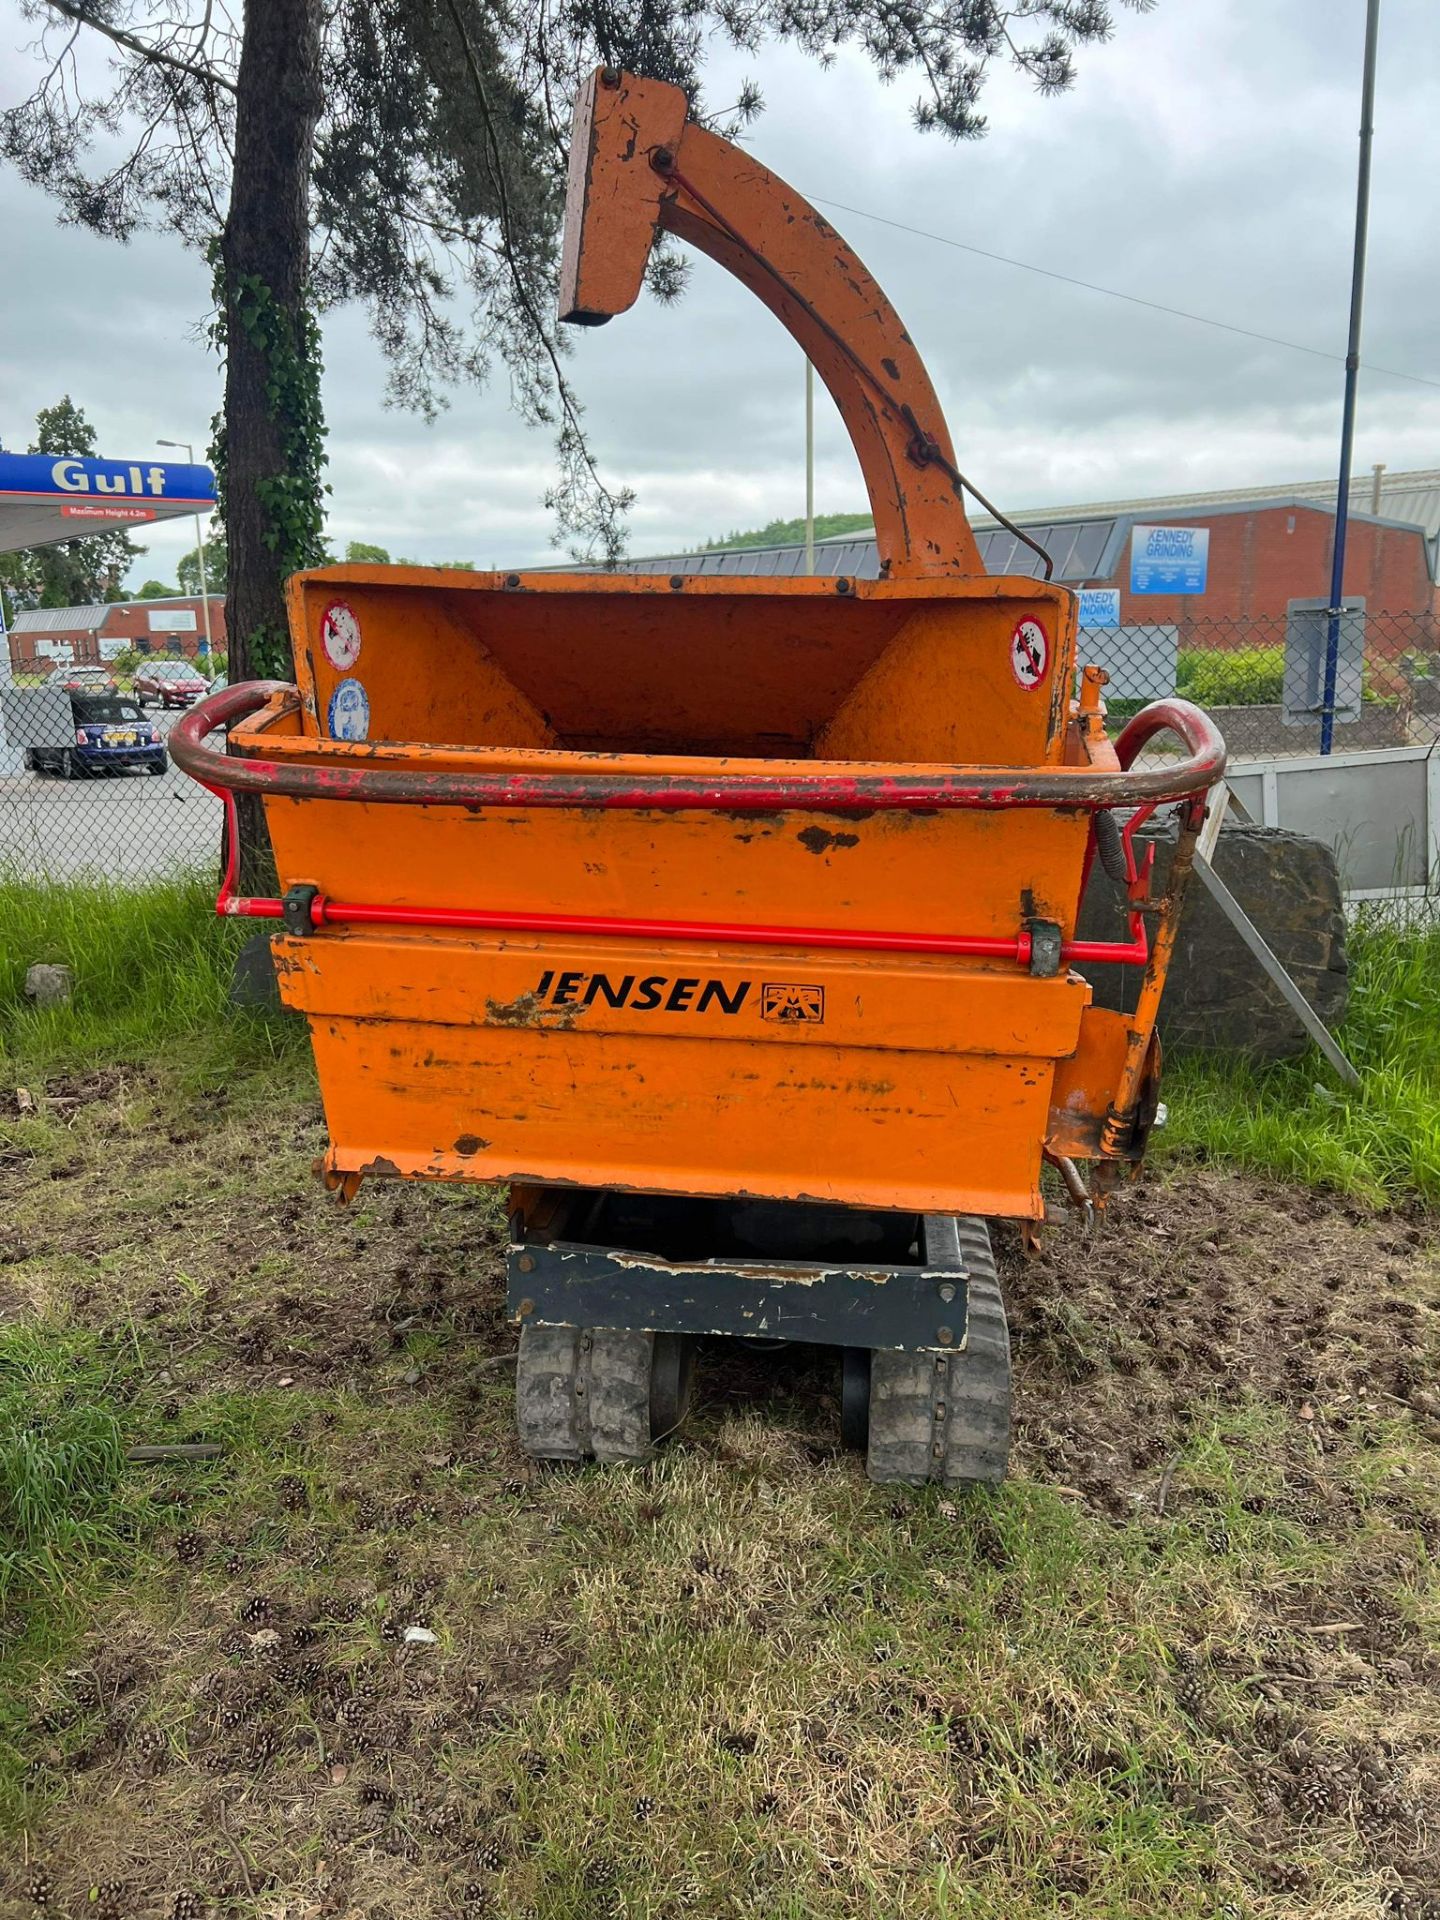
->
(10, 605), (109, 633)
(11, 594), (221, 633)
(614, 471), (1440, 584)
(966, 467), (1440, 542)
(610, 520), (1123, 584)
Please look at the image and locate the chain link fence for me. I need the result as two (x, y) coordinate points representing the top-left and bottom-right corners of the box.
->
(1087, 606), (1440, 764)
(2, 608), (1436, 885)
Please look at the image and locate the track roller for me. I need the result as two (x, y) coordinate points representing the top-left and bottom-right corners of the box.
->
(863, 1216), (1011, 1487)
(515, 1325), (696, 1464)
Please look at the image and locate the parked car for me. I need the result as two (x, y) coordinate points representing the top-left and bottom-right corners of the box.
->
(59, 665), (118, 693)
(133, 659), (207, 708)
(23, 692), (167, 778)
(206, 670), (228, 695)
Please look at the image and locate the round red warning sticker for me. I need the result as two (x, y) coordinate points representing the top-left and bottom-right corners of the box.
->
(320, 600), (362, 671)
(1010, 617), (1050, 690)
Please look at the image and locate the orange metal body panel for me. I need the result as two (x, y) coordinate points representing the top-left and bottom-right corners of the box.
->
(284, 570), (1073, 767)
(275, 929), (1091, 1215)
(235, 568), (1103, 1220)
(183, 66), (1224, 1230)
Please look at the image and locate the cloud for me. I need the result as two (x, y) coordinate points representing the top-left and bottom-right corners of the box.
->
(0, 0), (1434, 578)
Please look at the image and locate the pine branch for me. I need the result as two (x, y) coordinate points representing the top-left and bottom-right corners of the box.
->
(41, 0), (237, 97)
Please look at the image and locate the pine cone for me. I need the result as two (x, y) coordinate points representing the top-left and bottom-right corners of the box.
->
(634, 1795), (656, 1819)
(27, 1870), (52, 1906)
(1258, 1858), (1308, 1894)
(476, 1841), (505, 1873)
(171, 1893), (204, 1920)
(1174, 1672), (1208, 1720)
(175, 1531), (205, 1564)
(95, 1879), (128, 1920)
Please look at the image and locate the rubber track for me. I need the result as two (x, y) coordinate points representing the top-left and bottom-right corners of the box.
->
(515, 1325), (657, 1464)
(866, 1216), (1011, 1487)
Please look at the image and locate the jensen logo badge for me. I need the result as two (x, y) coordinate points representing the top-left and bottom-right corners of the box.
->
(531, 970), (752, 1014)
(761, 984), (825, 1023)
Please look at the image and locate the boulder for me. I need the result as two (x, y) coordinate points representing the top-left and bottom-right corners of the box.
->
(1076, 820), (1348, 1058)
(23, 962), (73, 1007)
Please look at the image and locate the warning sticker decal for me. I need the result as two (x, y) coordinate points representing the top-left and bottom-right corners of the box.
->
(1010, 617), (1050, 691)
(328, 677), (370, 742)
(320, 600), (363, 671)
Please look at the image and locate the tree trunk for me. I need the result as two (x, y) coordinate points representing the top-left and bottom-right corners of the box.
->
(222, 0), (324, 890)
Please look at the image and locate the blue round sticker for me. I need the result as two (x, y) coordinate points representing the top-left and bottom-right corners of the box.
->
(328, 677), (370, 742)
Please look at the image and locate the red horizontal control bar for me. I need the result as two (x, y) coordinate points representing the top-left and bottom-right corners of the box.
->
(207, 791), (1150, 966)
(171, 682), (1227, 815)
(230, 889), (1150, 967)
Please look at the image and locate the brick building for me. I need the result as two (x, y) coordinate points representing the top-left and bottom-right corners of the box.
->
(609, 467), (1440, 638)
(6, 594), (225, 674)
(1048, 497), (1433, 628)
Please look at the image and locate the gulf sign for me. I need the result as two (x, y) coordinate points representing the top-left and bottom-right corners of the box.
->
(0, 452), (215, 527)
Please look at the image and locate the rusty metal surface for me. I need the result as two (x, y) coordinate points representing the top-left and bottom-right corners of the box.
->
(172, 680), (1225, 815)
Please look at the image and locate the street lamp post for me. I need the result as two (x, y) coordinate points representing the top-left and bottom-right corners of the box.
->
(157, 437), (215, 668)
(1319, 0), (1381, 756)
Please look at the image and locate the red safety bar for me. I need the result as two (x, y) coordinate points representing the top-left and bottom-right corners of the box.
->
(203, 783), (1148, 966)
(171, 682), (1226, 815)
(181, 681), (1213, 969)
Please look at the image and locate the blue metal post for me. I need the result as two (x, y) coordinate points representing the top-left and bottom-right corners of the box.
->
(1321, 0), (1381, 755)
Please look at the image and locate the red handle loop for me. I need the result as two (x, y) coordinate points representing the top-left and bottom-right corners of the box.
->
(173, 683), (1226, 815)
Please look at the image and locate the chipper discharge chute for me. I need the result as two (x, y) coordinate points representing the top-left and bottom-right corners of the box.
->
(174, 68), (1226, 1486)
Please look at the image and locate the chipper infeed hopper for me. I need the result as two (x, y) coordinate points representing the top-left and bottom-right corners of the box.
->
(174, 69), (1226, 1485)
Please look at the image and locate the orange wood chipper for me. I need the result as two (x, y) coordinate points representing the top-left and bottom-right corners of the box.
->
(174, 68), (1226, 1485)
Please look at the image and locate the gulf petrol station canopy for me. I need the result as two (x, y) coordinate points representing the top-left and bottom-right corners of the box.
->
(0, 451), (214, 553)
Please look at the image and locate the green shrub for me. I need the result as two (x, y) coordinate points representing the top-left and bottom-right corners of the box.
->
(1175, 646), (1284, 707)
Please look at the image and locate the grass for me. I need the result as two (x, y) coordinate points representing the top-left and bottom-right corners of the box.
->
(0, 1060), (1436, 1913)
(1164, 906), (1440, 1206)
(0, 1323), (130, 1607)
(0, 870), (295, 1081)
(0, 883), (1439, 1910)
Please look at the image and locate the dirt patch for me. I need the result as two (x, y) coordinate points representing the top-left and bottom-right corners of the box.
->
(1000, 1169), (1438, 1512)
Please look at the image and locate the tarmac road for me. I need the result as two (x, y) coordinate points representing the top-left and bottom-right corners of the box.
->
(0, 706), (225, 880)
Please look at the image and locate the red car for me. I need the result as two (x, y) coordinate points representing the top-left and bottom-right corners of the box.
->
(133, 659), (208, 708)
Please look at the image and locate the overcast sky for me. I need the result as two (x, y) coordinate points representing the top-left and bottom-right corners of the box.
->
(0, 0), (1436, 583)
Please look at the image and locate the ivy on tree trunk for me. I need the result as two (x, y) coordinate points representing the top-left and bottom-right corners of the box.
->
(214, 0), (326, 887)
